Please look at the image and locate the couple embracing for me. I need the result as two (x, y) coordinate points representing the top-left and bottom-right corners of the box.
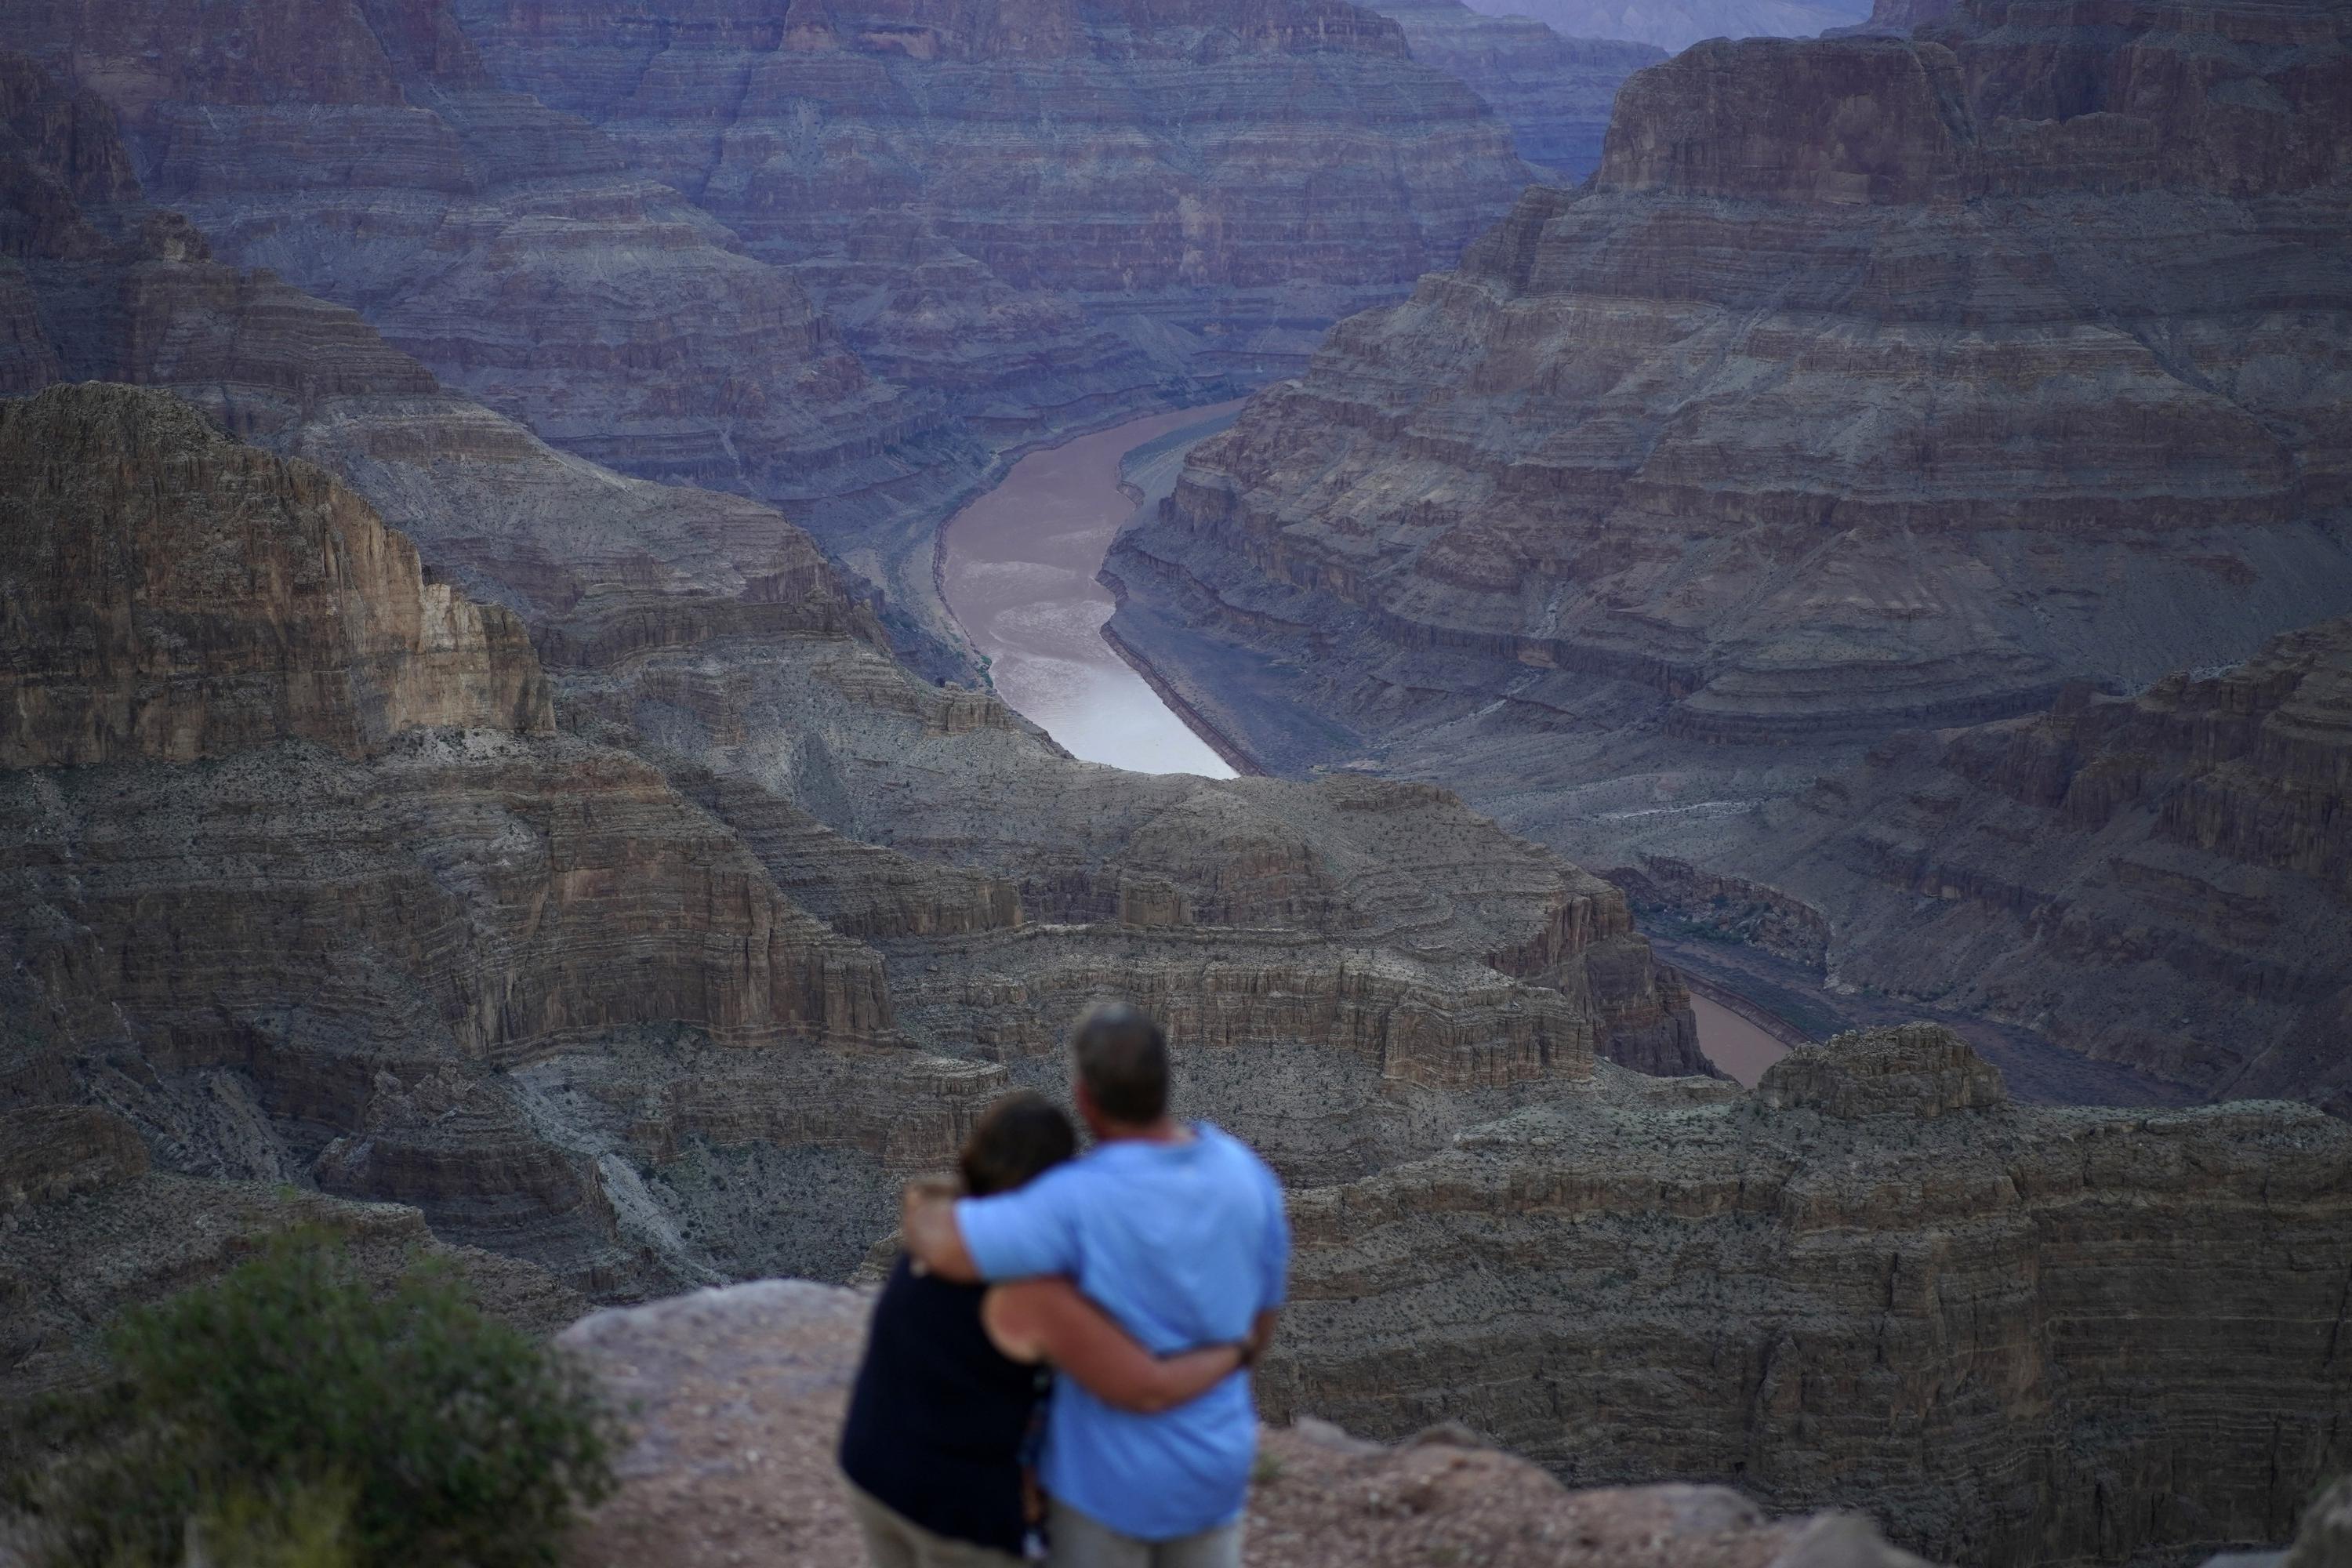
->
(840, 1004), (1288, 1568)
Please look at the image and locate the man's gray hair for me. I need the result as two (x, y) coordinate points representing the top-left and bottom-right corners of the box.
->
(1073, 1004), (1168, 1125)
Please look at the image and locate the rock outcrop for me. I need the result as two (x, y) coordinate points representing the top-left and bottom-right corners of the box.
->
(1266, 1025), (2352, 1566)
(1359, 0), (1664, 181)
(1621, 619), (2352, 1116)
(0, 388), (550, 765)
(555, 1277), (1932, 1568)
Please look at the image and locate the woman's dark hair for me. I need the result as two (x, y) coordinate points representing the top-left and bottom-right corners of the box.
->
(958, 1091), (1079, 1198)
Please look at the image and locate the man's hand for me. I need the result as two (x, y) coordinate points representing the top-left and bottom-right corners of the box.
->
(902, 1177), (982, 1282)
(1242, 1308), (1279, 1368)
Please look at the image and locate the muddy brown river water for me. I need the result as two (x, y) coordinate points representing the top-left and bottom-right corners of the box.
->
(942, 405), (1245, 777)
(1688, 995), (1789, 1087)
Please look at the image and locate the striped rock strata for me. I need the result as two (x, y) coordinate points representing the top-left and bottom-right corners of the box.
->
(0, 379), (1700, 1302)
(1264, 1025), (2352, 1566)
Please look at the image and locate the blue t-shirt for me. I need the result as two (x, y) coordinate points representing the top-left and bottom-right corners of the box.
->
(956, 1123), (1289, 1541)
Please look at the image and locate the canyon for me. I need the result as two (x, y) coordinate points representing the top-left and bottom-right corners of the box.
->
(2, 0), (1568, 660)
(1109, 0), (2352, 1105)
(2, 0), (2349, 1559)
(0, 365), (1707, 1297)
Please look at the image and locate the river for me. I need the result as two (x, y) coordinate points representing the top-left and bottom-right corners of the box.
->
(942, 405), (1245, 777)
(942, 406), (1798, 1081)
(1688, 995), (1788, 1087)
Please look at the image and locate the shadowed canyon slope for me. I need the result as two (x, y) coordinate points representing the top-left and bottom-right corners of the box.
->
(1615, 618), (2352, 1117)
(1266, 1025), (2352, 1567)
(445, 0), (1534, 417)
(1108, 0), (2352, 1100)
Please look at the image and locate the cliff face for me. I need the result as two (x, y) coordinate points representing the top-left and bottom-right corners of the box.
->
(1127, 0), (2352, 755)
(0, 389), (550, 765)
(0, 47), (896, 680)
(443, 0), (1534, 424)
(1620, 619), (2352, 1115)
(1104, 0), (2352, 1098)
(4, 0), (956, 541)
(1266, 1025), (2352, 1567)
(1362, 0), (1664, 180)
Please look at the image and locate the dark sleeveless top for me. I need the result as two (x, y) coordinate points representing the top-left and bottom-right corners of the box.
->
(838, 1255), (1048, 1555)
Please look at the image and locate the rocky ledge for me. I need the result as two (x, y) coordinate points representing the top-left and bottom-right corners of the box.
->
(554, 1277), (1930, 1568)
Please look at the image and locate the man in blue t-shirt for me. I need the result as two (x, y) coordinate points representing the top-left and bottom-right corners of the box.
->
(902, 1004), (1289, 1568)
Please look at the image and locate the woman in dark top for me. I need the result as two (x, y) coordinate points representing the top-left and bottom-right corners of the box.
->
(839, 1092), (1245, 1566)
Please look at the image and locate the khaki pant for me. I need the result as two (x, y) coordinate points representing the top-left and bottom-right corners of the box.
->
(1047, 1498), (1243, 1568)
(844, 1479), (1028, 1568)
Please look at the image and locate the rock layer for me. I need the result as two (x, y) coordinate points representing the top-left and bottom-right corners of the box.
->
(1105, 0), (2352, 1100)
(5, 0), (935, 517)
(0, 379), (1701, 1298)
(1621, 619), (2352, 1116)
(0, 387), (550, 765)
(1266, 1026), (2352, 1567)
(447, 0), (1533, 419)
(1127, 0), (2352, 752)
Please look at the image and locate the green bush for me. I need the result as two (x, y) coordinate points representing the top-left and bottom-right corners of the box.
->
(13, 1230), (619, 1568)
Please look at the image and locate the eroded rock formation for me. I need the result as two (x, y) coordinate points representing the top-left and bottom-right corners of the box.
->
(5, 0), (937, 521)
(1124, 0), (2352, 756)
(1620, 619), (2352, 1116)
(5, 0), (1550, 654)
(1265, 1025), (2352, 1566)
(447, 0), (1532, 419)
(1105, 0), (2352, 1098)
(0, 377), (1702, 1301)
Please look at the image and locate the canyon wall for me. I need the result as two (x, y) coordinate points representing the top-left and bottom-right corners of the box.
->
(0, 369), (1702, 1297)
(1107, 0), (2352, 1099)
(1266, 1025), (2352, 1566)
(1616, 619), (2352, 1116)
(4, 0), (947, 525)
(3, 0), (1552, 654)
